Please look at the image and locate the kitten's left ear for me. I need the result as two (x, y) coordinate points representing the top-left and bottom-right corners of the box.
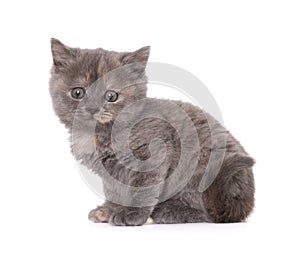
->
(50, 38), (77, 70)
(121, 46), (150, 65)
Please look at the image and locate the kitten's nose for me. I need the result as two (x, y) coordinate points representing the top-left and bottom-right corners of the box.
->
(85, 107), (99, 115)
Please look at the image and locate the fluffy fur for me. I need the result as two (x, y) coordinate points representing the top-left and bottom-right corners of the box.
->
(49, 38), (255, 226)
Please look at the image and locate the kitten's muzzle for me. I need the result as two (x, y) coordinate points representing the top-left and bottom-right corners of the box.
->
(93, 111), (113, 123)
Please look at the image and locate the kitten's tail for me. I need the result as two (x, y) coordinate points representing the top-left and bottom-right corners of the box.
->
(217, 153), (255, 179)
(203, 153), (255, 223)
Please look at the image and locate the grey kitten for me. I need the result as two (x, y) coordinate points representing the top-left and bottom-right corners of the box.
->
(49, 38), (255, 226)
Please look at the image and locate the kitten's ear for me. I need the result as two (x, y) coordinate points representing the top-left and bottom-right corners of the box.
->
(50, 38), (77, 70)
(121, 46), (150, 65)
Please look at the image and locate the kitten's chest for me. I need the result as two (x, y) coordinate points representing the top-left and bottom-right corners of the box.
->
(71, 131), (113, 160)
(95, 133), (114, 158)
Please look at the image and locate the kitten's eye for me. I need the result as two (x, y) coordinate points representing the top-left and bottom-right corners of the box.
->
(104, 90), (118, 102)
(71, 87), (86, 100)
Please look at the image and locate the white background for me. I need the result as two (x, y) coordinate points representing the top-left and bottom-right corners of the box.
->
(0, 0), (299, 267)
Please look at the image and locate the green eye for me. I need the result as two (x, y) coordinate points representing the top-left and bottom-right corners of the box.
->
(105, 90), (118, 102)
(71, 87), (86, 99)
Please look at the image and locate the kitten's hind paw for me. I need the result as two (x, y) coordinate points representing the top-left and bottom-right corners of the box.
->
(88, 206), (111, 223)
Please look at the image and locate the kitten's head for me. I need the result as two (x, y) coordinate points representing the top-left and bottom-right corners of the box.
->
(49, 38), (150, 131)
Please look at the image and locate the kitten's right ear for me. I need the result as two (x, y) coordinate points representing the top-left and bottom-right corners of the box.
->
(50, 38), (76, 70)
(121, 46), (150, 65)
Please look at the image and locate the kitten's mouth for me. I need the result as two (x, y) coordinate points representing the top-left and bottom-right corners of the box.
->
(93, 112), (113, 124)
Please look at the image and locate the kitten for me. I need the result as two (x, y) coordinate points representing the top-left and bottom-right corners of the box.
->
(49, 38), (255, 226)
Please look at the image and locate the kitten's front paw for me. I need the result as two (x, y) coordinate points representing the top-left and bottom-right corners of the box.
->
(109, 208), (150, 226)
(88, 206), (111, 223)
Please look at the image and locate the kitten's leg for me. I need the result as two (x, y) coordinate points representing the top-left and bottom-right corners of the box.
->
(109, 206), (153, 226)
(203, 154), (255, 223)
(151, 199), (211, 224)
(88, 201), (118, 223)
